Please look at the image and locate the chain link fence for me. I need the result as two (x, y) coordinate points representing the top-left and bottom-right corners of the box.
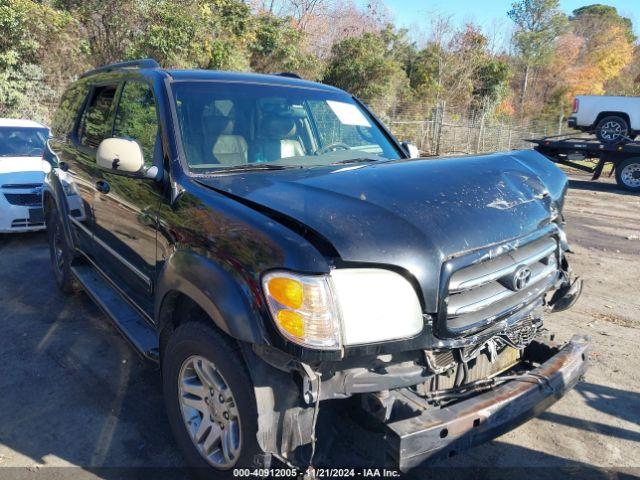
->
(384, 104), (570, 157)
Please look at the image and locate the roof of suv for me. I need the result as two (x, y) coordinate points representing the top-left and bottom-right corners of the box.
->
(165, 69), (343, 93)
(80, 58), (343, 94)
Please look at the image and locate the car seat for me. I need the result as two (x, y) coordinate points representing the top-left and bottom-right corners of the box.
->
(257, 114), (305, 162)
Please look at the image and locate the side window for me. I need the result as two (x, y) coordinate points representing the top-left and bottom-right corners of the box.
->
(51, 82), (88, 138)
(113, 81), (158, 167)
(307, 100), (375, 150)
(78, 85), (118, 148)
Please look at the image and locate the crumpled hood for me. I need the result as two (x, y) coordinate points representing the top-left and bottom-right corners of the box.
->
(198, 150), (567, 311)
(0, 157), (49, 186)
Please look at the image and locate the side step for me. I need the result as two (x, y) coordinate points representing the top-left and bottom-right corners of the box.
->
(71, 264), (159, 362)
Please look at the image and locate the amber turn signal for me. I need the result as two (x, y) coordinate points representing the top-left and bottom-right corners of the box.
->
(267, 277), (303, 309)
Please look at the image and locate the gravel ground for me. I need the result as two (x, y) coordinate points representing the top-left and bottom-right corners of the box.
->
(0, 170), (638, 479)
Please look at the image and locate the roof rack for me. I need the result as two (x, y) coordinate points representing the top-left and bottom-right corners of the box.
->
(80, 58), (160, 78)
(273, 72), (302, 79)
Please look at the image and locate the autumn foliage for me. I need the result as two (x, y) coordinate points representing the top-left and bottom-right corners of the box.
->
(0, 0), (637, 127)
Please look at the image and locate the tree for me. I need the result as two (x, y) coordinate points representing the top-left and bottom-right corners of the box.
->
(0, 0), (79, 120)
(507, 0), (567, 110)
(571, 4), (635, 44)
(606, 51), (640, 97)
(128, 0), (202, 68)
(322, 28), (406, 114)
(473, 59), (511, 108)
(256, 0), (389, 59)
(0, 0), (636, 130)
(58, 0), (140, 66)
(249, 14), (319, 77)
(568, 4), (635, 95)
(534, 4), (635, 126)
(408, 20), (509, 114)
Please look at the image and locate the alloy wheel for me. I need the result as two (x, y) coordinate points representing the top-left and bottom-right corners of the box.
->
(620, 163), (640, 189)
(178, 355), (242, 469)
(600, 120), (627, 142)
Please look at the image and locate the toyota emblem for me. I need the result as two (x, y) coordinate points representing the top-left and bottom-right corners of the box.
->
(510, 265), (532, 291)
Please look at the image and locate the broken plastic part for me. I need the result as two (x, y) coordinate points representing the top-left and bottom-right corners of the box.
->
(300, 362), (320, 404)
(549, 276), (583, 312)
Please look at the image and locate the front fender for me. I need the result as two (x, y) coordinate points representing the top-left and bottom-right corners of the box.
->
(43, 169), (76, 250)
(513, 150), (569, 211)
(156, 250), (267, 344)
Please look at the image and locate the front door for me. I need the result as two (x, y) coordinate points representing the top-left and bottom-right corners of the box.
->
(89, 80), (163, 318)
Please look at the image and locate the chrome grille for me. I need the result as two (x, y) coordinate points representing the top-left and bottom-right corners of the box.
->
(444, 236), (559, 334)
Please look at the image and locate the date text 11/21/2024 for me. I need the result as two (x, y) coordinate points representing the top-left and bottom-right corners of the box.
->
(232, 468), (401, 478)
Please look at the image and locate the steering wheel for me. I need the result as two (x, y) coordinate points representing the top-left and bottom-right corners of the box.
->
(315, 142), (351, 155)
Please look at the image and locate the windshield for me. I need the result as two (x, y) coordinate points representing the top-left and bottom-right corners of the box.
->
(171, 81), (402, 172)
(0, 127), (49, 157)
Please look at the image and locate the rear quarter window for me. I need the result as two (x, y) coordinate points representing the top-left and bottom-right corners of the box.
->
(51, 81), (89, 138)
(77, 85), (118, 149)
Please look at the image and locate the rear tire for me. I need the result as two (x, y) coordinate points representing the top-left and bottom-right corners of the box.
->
(46, 204), (79, 294)
(615, 158), (640, 192)
(595, 116), (629, 144)
(162, 321), (265, 478)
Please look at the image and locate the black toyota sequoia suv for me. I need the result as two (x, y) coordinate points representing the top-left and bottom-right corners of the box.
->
(43, 59), (588, 473)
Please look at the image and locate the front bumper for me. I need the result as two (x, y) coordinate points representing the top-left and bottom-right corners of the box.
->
(384, 335), (590, 471)
(0, 202), (45, 232)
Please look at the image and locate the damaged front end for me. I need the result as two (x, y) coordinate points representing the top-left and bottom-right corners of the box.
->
(243, 223), (586, 471)
(377, 335), (590, 471)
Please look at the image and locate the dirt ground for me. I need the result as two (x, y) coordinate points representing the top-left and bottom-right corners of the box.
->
(0, 170), (638, 479)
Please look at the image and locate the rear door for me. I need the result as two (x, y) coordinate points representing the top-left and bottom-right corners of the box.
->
(54, 82), (120, 256)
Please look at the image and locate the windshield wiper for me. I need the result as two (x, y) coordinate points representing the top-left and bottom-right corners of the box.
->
(331, 157), (383, 165)
(201, 163), (298, 174)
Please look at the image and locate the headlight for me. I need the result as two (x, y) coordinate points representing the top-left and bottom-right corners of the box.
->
(330, 269), (424, 345)
(61, 180), (79, 197)
(262, 272), (342, 349)
(262, 269), (424, 350)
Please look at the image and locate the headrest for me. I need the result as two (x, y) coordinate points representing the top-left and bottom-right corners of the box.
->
(204, 114), (234, 137)
(260, 115), (296, 139)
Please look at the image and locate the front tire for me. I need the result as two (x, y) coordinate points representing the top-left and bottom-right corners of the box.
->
(615, 158), (640, 192)
(46, 204), (79, 294)
(162, 321), (264, 477)
(595, 116), (629, 144)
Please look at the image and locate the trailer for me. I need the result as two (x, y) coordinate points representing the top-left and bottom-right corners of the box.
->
(528, 135), (640, 192)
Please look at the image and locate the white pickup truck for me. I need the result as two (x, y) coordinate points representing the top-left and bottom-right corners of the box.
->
(568, 95), (640, 144)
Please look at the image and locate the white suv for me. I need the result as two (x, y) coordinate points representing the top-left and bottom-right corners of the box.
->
(0, 118), (51, 232)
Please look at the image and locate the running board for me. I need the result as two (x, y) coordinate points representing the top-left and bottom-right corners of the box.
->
(71, 264), (159, 362)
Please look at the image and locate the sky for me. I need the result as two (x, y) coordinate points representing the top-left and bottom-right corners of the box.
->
(362, 0), (639, 49)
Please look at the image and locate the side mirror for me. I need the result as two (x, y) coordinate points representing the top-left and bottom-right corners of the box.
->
(96, 138), (145, 174)
(401, 141), (420, 159)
